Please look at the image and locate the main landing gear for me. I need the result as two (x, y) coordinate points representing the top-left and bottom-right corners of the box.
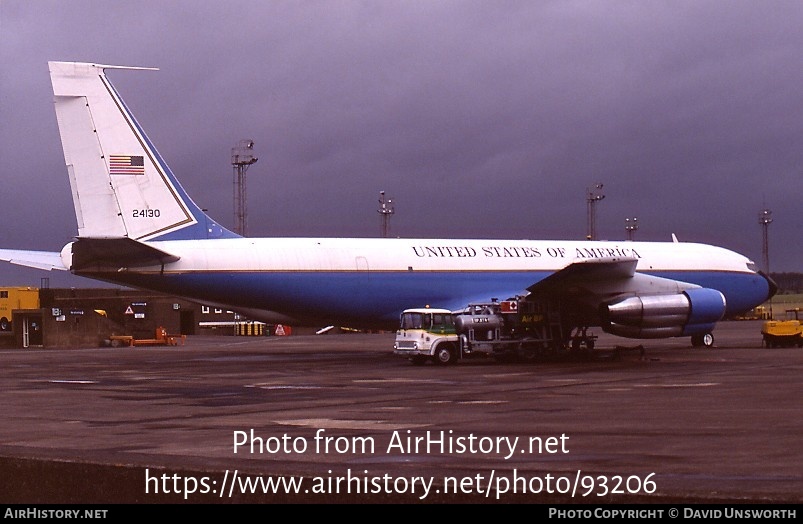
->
(570, 326), (597, 351)
(569, 327), (598, 359)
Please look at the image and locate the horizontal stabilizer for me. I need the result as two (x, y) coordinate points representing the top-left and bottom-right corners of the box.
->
(0, 249), (67, 271)
(70, 237), (179, 272)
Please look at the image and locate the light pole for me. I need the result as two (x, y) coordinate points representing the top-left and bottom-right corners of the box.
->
(758, 208), (773, 318)
(625, 217), (638, 241)
(231, 140), (258, 236)
(759, 208), (772, 274)
(378, 191), (394, 238)
(586, 184), (605, 240)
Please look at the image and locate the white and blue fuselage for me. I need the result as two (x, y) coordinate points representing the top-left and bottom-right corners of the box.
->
(61, 237), (772, 329)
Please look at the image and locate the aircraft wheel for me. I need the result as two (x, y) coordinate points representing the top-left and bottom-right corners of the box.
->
(691, 333), (714, 348)
(434, 345), (456, 365)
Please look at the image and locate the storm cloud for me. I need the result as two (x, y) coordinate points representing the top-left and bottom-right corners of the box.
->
(1, 1), (800, 287)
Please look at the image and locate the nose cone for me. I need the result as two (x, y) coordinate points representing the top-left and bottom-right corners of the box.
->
(725, 271), (777, 317)
(760, 271), (779, 301)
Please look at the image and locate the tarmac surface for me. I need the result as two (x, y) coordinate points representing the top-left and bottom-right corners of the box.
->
(1, 320), (801, 504)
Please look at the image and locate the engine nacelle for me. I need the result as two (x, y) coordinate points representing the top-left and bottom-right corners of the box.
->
(601, 288), (726, 339)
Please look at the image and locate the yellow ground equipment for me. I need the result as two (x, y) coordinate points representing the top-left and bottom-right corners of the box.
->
(761, 308), (802, 348)
(0, 287), (40, 332)
(109, 327), (186, 348)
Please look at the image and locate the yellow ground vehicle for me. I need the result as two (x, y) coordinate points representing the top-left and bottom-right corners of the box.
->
(761, 308), (802, 348)
(0, 287), (40, 331)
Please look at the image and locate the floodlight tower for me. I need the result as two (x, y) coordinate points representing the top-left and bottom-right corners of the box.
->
(378, 191), (395, 238)
(586, 183), (605, 240)
(759, 208), (772, 275)
(759, 207), (773, 319)
(231, 140), (258, 236)
(625, 217), (638, 241)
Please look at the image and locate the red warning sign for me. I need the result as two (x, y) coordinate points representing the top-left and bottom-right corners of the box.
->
(500, 300), (518, 314)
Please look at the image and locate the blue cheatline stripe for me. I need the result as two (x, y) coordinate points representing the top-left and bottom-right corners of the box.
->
(93, 269), (770, 328)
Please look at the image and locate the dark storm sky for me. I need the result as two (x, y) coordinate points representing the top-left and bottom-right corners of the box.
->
(1, 1), (801, 287)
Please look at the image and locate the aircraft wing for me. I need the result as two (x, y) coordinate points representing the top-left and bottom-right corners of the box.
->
(446, 257), (694, 313)
(527, 256), (700, 302)
(520, 256), (729, 343)
(527, 257), (639, 295)
(0, 249), (67, 271)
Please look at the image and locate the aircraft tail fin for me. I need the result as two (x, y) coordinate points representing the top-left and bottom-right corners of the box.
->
(49, 61), (237, 241)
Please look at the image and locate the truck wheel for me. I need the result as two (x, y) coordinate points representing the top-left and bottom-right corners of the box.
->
(434, 345), (456, 365)
(0, 317), (9, 331)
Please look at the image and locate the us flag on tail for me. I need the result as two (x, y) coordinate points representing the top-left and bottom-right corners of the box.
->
(109, 155), (145, 175)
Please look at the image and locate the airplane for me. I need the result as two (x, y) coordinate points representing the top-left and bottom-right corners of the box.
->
(0, 61), (776, 349)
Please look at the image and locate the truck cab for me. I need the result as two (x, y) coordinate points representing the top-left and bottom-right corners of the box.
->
(393, 308), (460, 364)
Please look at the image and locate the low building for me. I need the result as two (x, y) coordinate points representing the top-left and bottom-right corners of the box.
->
(2, 288), (241, 348)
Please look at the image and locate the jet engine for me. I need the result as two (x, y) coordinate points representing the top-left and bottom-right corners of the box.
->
(600, 288), (726, 339)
